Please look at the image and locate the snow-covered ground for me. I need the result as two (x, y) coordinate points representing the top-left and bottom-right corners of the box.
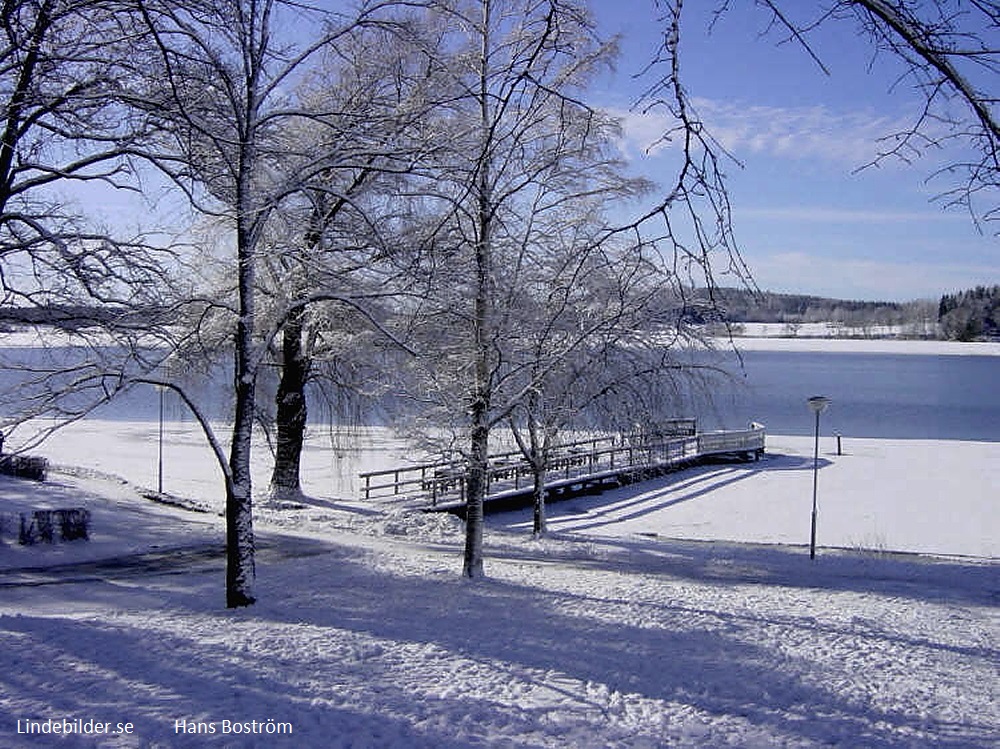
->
(713, 327), (1000, 356)
(496, 435), (999, 559)
(0, 422), (996, 747)
(9, 419), (997, 558)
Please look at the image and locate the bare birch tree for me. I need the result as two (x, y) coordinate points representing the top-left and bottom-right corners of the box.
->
(395, 0), (653, 577)
(127, 0), (415, 606)
(503, 227), (717, 537)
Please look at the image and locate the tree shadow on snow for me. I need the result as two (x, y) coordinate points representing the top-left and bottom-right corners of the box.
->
(0, 610), (476, 749)
(492, 531), (998, 610)
(501, 451), (830, 536)
(0, 530), (994, 748)
(248, 546), (992, 748)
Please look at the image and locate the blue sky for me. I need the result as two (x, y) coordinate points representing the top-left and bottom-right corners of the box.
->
(591, 1), (998, 302)
(59, 1), (995, 304)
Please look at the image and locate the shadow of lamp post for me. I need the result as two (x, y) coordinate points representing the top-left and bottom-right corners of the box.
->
(807, 395), (830, 560)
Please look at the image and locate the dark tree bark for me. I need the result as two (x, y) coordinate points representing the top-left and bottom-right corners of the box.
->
(269, 305), (309, 499)
(463, 135), (493, 578)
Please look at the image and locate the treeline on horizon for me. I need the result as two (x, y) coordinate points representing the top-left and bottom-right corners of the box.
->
(4, 285), (998, 342)
(0, 305), (147, 329)
(695, 285), (999, 341)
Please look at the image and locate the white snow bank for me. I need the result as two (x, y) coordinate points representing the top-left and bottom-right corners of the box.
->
(4, 419), (418, 510)
(0, 470), (222, 571)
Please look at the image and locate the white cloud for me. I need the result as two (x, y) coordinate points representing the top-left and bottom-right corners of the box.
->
(611, 108), (678, 158)
(613, 100), (919, 168)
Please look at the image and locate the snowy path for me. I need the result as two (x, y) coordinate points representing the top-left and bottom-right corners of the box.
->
(1, 469), (997, 748)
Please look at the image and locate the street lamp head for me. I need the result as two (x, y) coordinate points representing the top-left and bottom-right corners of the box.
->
(807, 396), (830, 414)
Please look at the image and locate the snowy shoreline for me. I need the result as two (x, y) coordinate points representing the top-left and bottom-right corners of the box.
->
(495, 434), (999, 560)
(7, 324), (1000, 355)
(713, 334), (1000, 356)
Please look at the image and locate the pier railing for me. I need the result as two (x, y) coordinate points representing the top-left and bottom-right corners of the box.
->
(358, 421), (764, 509)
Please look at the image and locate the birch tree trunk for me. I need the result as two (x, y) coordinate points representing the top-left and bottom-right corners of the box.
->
(227, 295), (258, 605)
(463, 0), (494, 579)
(225, 27), (265, 606)
(531, 464), (547, 538)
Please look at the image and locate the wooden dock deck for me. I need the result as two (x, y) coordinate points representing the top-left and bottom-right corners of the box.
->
(358, 420), (765, 512)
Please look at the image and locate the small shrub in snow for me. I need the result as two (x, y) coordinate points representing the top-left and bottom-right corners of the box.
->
(58, 508), (90, 541)
(377, 509), (464, 539)
(16, 508), (90, 545)
(0, 455), (48, 482)
(20, 510), (54, 544)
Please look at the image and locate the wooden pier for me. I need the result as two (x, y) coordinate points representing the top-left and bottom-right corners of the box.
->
(358, 420), (765, 512)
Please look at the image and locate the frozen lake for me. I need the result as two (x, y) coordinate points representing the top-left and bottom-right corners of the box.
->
(697, 347), (1000, 441)
(3, 341), (998, 441)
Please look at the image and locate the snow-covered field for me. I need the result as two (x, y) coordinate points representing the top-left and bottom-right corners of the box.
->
(0, 420), (997, 747)
(499, 435), (999, 559)
(714, 327), (1000, 356)
(726, 322), (930, 340)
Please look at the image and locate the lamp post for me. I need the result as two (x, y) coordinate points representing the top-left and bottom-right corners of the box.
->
(807, 396), (830, 560)
(157, 385), (165, 495)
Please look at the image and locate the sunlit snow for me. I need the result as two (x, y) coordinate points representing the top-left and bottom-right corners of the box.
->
(1, 414), (996, 746)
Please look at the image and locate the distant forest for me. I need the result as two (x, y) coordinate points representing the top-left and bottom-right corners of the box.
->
(937, 285), (1000, 341)
(694, 286), (999, 341)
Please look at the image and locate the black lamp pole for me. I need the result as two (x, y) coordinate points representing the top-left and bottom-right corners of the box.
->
(807, 396), (830, 560)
